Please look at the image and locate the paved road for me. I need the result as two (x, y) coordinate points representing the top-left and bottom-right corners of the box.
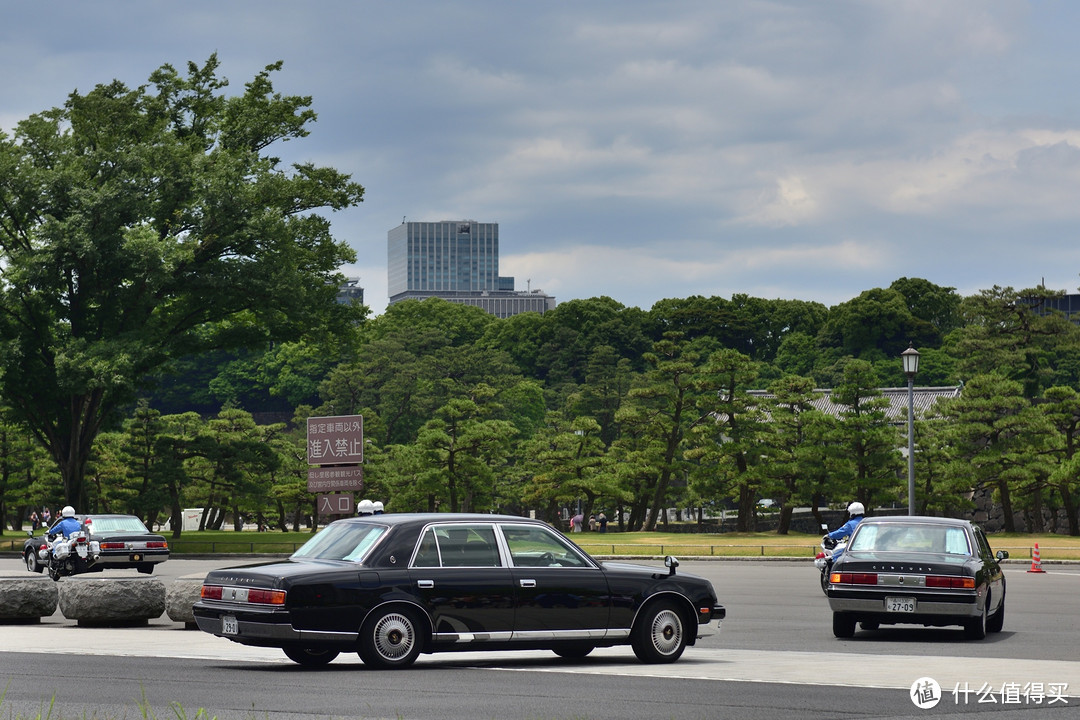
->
(1, 557), (1077, 718)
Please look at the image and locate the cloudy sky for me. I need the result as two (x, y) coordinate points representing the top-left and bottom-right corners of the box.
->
(4, 1), (1080, 315)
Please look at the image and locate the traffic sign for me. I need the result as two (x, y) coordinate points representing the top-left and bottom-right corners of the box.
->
(307, 415), (364, 465)
(318, 493), (354, 516)
(307, 465), (364, 492)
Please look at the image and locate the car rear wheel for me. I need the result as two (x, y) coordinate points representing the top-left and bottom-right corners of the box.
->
(832, 612), (856, 638)
(25, 551), (43, 574)
(137, 564), (155, 574)
(359, 607), (423, 669)
(631, 601), (687, 664)
(964, 596), (988, 640)
(283, 646), (339, 667)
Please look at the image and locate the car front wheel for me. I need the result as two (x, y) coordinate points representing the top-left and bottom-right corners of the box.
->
(359, 608), (423, 669)
(283, 646), (339, 667)
(552, 643), (594, 659)
(987, 597), (1005, 634)
(25, 551), (43, 574)
(631, 601), (687, 663)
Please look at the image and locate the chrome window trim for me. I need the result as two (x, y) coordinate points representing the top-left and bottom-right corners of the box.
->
(493, 522), (599, 570)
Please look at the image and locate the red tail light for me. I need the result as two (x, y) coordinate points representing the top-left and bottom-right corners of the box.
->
(100, 542), (125, 549)
(201, 585), (223, 600)
(926, 575), (976, 589)
(75, 536), (87, 544)
(146, 541), (168, 549)
(248, 589), (287, 605)
(830, 572), (879, 585)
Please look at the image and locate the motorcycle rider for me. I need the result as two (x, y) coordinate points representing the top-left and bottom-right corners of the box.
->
(46, 505), (82, 560)
(823, 501), (865, 561)
(48, 505), (81, 538)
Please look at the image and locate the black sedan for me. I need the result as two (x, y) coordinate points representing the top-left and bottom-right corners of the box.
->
(193, 513), (726, 668)
(23, 514), (170, 575)
(825, 515), (1008, 639)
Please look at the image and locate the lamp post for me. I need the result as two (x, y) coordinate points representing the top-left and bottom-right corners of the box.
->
(901, 344), (920, 516)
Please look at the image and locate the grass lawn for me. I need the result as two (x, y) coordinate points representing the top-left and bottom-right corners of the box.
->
(3, 526), (1077, 560)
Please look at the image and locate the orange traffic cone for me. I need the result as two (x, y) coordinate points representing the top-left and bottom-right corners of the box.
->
(1028, 543), (1046, 573)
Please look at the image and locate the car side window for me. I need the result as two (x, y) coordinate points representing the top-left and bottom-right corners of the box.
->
(500, 525), (590, 568)
(413, 525), (502, 568)
(972, 527), (992, 558)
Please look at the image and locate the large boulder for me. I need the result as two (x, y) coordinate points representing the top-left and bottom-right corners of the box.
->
(166, 573), (207, 628)
(0, 575), (58, 622)
(57, 576), (166, 627)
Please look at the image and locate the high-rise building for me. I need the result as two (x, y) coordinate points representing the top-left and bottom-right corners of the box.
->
(387, 220), (555, 318)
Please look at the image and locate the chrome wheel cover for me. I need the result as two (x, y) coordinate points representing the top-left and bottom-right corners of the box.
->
(372, 612), (415, 661)
(649, 608), (683, 656)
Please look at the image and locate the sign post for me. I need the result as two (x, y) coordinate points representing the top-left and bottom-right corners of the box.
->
(307, 415), (363, 516)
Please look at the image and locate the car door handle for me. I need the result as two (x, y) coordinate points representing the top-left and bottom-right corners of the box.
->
(519, 579), (536, 588)
(417, 580), (434, 589)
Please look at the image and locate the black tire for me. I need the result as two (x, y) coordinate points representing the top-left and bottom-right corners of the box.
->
(859, 621), (879, 631)
(137, 564), (155, 575)
(987, 597), (1005, 634)
(964, 596), (988, 640)
(832, 612), (856, 638)
(552, 643), (594, 659)
(283, 646), (339, 667)
(819, 570), (829, 594)
(358, 607), (423, 669)
(25, 551), (43, 574)
(631, 601), (687, 664)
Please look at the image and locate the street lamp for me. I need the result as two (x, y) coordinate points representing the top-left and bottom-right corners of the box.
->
(901, 344), (920, 516)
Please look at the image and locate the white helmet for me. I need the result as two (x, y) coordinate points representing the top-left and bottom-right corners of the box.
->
(847, 501), (865, 517)
(373, 501), (384, 514)
(62, 505), (75, 518)
(357, 499), (375, 515)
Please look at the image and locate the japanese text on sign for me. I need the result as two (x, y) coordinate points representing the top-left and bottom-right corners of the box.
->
(307, 415), (364, 465)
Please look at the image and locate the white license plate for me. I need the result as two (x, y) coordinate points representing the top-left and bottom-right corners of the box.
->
(222, 615), (239, 635)
(885, 596), (916, 613)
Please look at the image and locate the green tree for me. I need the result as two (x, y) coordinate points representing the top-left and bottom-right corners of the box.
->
(1040, 386), (1080, 535)
(0, 55), (363, 509)
(686, 349), (764, 531)
(941, 374), (1052, 532)
(828, 360), (903, 511)
(415, 397), (517, 513)
(758, 376), (832, 534)
(614, 334), (705, 531)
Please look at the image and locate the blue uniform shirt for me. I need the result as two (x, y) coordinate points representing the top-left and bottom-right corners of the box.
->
(49, 516), (82, 538)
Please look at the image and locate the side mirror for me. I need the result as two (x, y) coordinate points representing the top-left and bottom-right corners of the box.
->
(820, 523), (829, 532)
(664, 555), (679, 576)
(26, 530), (33, 537)
(996, 550), (1009, 561)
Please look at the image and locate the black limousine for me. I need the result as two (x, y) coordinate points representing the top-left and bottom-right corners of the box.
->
(194, 513), (726, 667)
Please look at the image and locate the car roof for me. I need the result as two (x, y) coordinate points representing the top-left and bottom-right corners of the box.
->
(333, 513), (548, 529)
(859, 515), (972, 528)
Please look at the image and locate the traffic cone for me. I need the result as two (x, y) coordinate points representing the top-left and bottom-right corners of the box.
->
(1027, 543), (1046, 573)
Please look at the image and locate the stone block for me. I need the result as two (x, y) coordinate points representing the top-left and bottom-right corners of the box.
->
(57, 576), (166, 627)
(166, 573), (207, 628)
(0, 575), (58, 622)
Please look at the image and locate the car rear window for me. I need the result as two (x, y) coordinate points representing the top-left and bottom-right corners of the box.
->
(291, 522), (387, 563)
(88, 517), (151, 533)
(849, 523), (971, 556)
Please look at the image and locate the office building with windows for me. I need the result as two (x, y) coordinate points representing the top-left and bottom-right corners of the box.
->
(387, 220), (555, 318)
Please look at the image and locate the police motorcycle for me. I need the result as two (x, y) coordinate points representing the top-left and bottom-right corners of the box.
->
(30, 524), (101, 580)
(813, 523), (846, 594)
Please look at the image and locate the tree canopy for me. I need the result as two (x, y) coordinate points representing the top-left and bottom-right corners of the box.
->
(0, 55), (364, 508)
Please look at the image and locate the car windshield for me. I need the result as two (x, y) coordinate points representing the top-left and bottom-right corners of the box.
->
(87, 517), (151, 533)
(291, 522), (387, 562)
(848, 523), (971, 555)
